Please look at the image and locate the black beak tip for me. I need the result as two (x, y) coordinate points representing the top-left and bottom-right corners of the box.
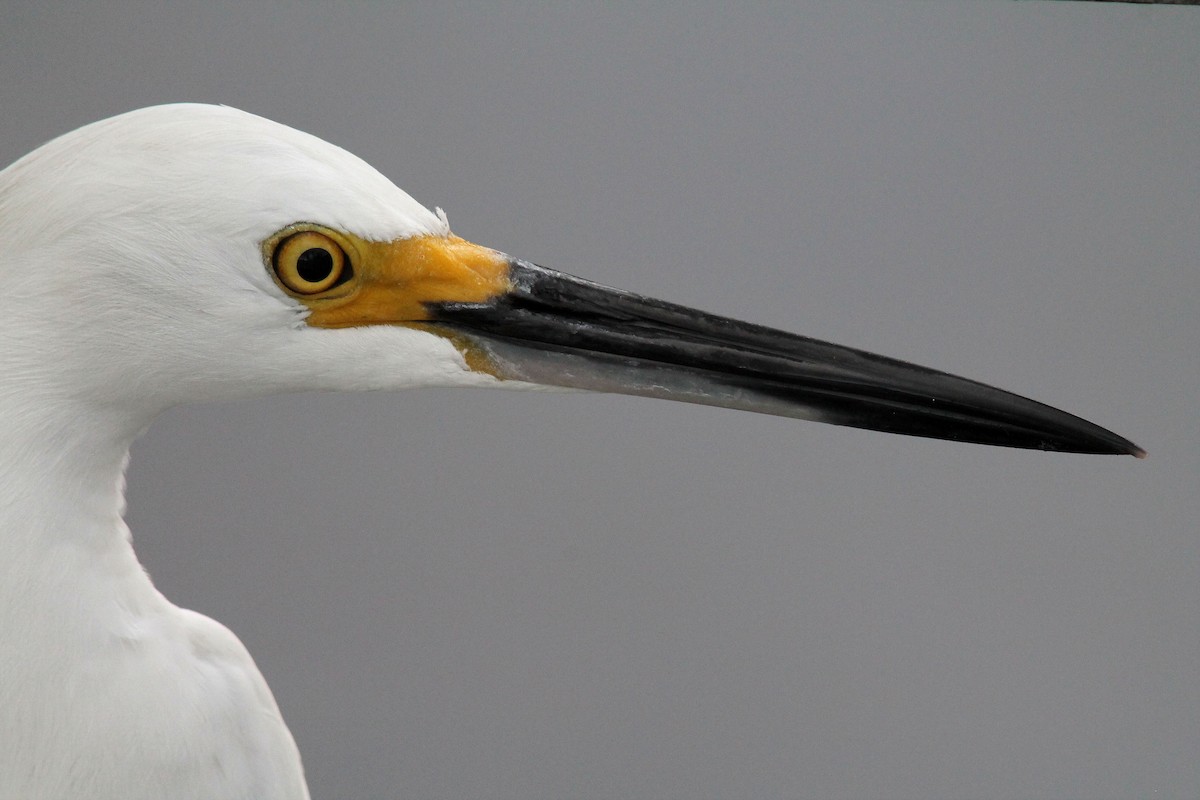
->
(1064, 437), (1146, 458)
(1122, 441), (1148, 459)
(1051, 418), (1144, 458)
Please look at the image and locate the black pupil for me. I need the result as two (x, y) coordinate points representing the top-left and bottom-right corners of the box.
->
(296, 247), (334, 283)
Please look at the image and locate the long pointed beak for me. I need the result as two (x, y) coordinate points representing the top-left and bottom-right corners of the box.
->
(424, 259), (1142, 456)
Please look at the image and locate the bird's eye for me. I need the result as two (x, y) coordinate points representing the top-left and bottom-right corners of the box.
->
(272, 231), (351, 295)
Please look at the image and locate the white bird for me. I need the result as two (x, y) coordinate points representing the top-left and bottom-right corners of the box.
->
(0, 104), (1142, 799)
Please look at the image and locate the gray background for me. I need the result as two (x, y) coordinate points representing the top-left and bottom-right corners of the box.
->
(3, 3), (1197, 798)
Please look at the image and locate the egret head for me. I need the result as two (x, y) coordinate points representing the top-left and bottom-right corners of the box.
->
(0, 104), (501, 413)
(0, 104), (1141, 456)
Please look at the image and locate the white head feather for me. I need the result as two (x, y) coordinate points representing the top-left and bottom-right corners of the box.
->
(0, 103), (487, 427)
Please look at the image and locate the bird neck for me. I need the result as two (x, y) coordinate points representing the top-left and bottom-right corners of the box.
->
(0, 394), (312, 799)
(0, 394), (166, 642)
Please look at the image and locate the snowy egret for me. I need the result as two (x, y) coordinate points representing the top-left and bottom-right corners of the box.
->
(0, 104), (1141, 799)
